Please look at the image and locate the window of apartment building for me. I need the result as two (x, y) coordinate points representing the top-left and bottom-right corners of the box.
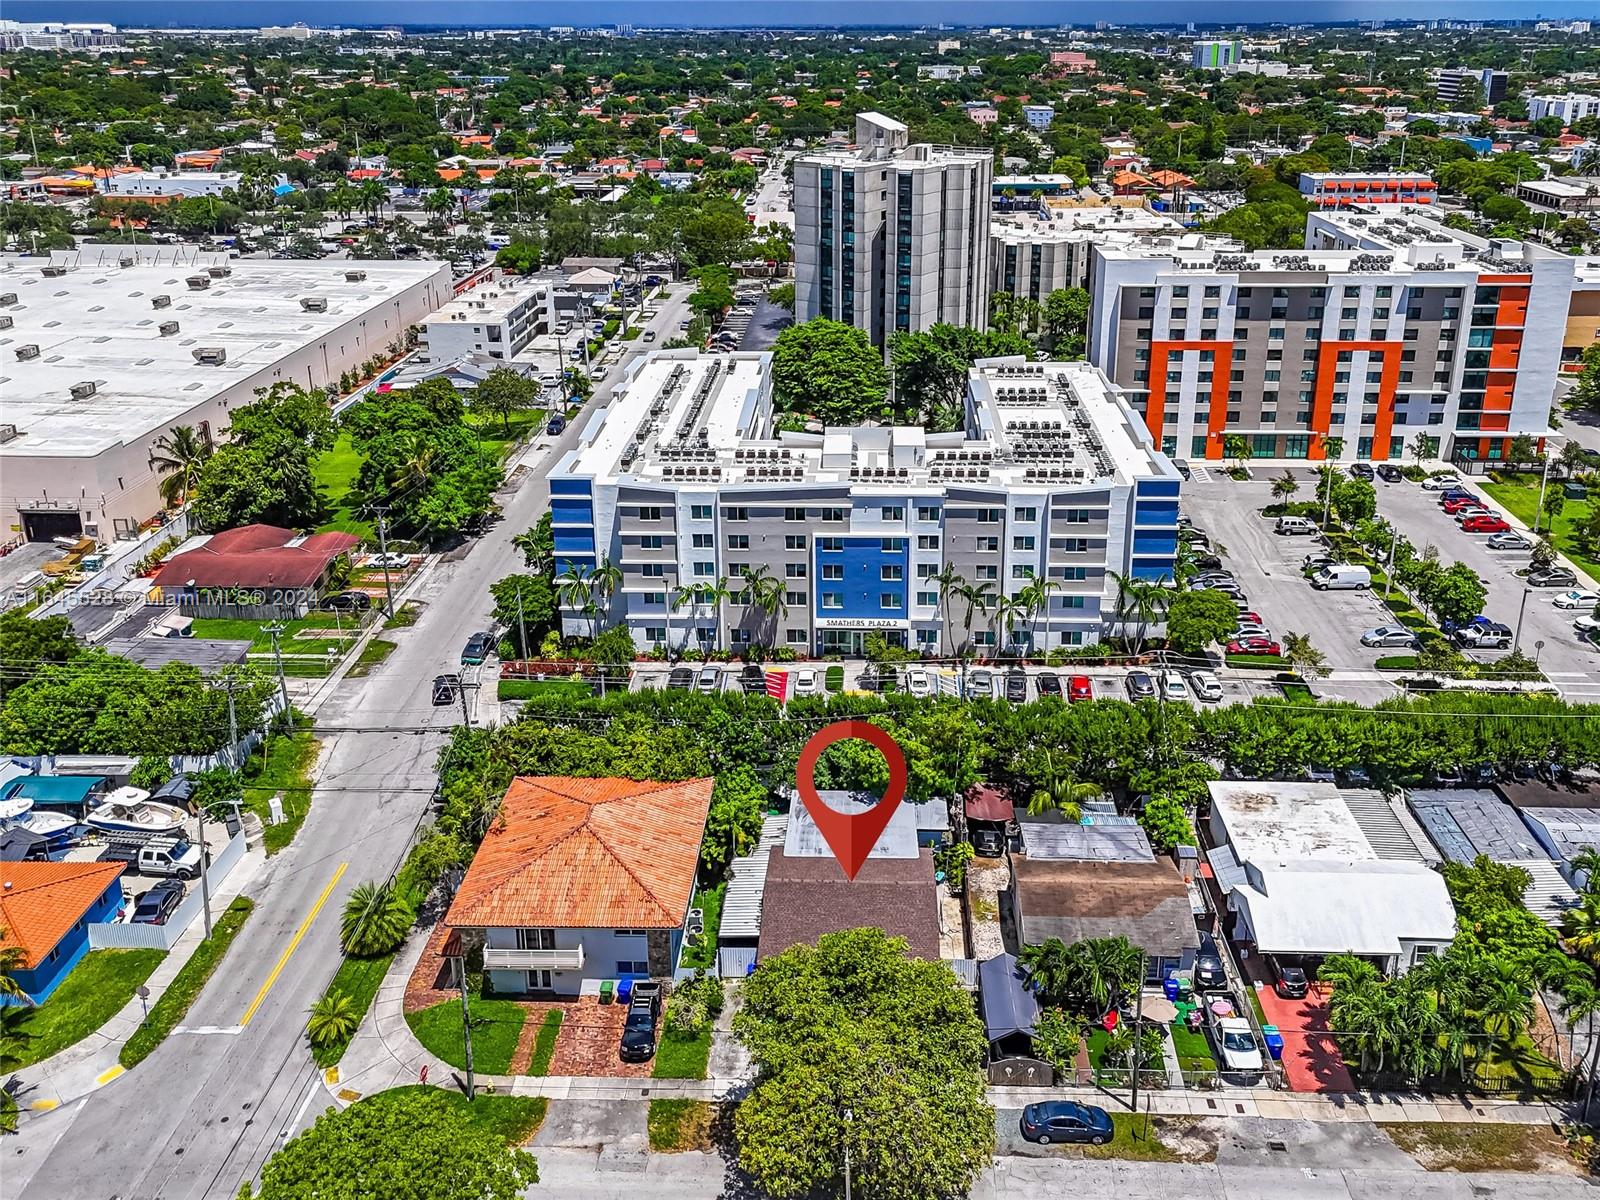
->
(975, 565), (998, 581)
(1012, 565), (1032, 579)
(1230, 370), (1244, 382)
(917, 505), (939, 522)
(1138, 306), (1155, 319)
(1061, 508), (1092, 523)
(785, 590), (806, 606)
(1404, 328), (1421, 341)
(972, 630), (996, 647)
(1203, 307), (1219, 320)
(1226, 409), (1241, 421)
(1013, 506), (1038, 522)
(692, 533), (713, 549)
(1198, 371), (1213, 384)
(640, 535), (663, 550)
(785, 535), (806, 550)
(784, 507), (806, 522)
(881, 505), (904, 521)
(881, 565), (903, 581)
(1062, 538), (1089, 553)
(730, 629), (751, 646)
(1061, 566), (1088, 581)
(916, 629), (938, 646)
(1374, 307), (1389, 320)
(1172, 286), (1189, 297)
(978, 536), (999, 552)
(1341, 307), (1359, 320)
(642, 564), (665, 578)
(1335, 371), (1350, 383)
(1262, 410), (1277, 424)
(1205, 285), (1221, 298)
(644, 627), (666, 644)
(638, 506), (662, 521)
(1013, 536), (1035, 551)
(1139, 287), (1157, 298)
(880, 593), (899, 609)
(819, 537), (843, 551)
(917, 563), (937, 579)
(1171, 307), (1188, 319)
(881, 537), (904, 552)
(1168, 328), (1185, 340)
(1264, 370), (1281, 382)
(1060, 596), (1086, 611)
(822, 563), (843, 581)
(693, 561), (714, 576)
(723, 506), (748, 521)
(1269, 327), (1285, 340)
(917, 590), (938, 606)
(1166, 370), (1183, 384)
(690, 504), (713, 520)
(976, 508), (1003, 523)
(918, 535), (939, 550)
(644, 591), (666, 605)
(1344, 285), (1361, 298)
(785, 563), (808, 578)
(1266, 348), (1283, 361)
(822, 507), (846, 522)
(728, 562), (747, 578)
(727, 534), (749, 550)
(822, 592), (843, 609)
(786, 629), (808, 645)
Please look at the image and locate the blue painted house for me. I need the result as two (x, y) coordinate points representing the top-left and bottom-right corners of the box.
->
(0, 860), (126, 1005)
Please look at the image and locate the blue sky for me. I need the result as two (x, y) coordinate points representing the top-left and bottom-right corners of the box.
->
(7, 1), (1597, 29)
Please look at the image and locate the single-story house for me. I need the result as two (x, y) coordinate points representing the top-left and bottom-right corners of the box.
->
(152, 524), (360, 617)
(1206, 781), (1456, 974)
(1011, 857), (1199, 982)
(978, 951), (1041, 1060)
(1496, 780), (1600, 892)
(445, 776), (712, 997)
(0, 860), (126, 1004)
(1407, 788), (1578, 927)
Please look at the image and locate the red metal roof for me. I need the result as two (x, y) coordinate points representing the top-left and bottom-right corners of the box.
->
(965, 784), (1014, 823)
(153, 524), (358, 591)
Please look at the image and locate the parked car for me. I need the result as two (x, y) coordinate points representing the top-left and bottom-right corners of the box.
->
(969, 669), (993, 698)
(1454, 622), (1513, 649)
(1125, 670), (1157, 700)
(1420, 474), (1462, 492)
(1275, 516), (1319, 536)
(1036, 672), (1062, 697)
(1574, 614), (1600, 636)
(431, 674), (461, 706)
(366, 552), (412, 570)
(99, 838), (202, 880)
(1302, 550), (1337, 573)
(1208, 1008), (1265, 1079)
(1312, 565), (1372, 590)
(1226, 637), (1281, 657)
(1193, 553), (1223, 570)
(642, 329), (657, 343)
(319, 590), (373, 613)
(1067, 674), (1093, 702)
(1376, 463), (1404, 482)
(1271, 956), (1309, 999)
(132, 879), (185, 925)
(545, 414), (566, 435)
(1460, 515), (1511, 534)
(1349, 463), (1375, 481)
(666, 667), (694, 690)
(1172, 459), (1192, 481)
(695, 666), (721, 694)
(1194, 934), (1227, 990)
(906, 668), (932, 697)
(792, 668), (819, 696)
(460, 631), (495, 665)
(1236, 611), (1263, 627)
(618, 983), (662, 1062)
(1188, 670), (1224, 702)
(1231, 623), (1271, 640)
(1005, 672), (1028, 702)
(1159, 672), (1190, 702)
(1189, 572), (1236, 589)
(1486, 531), (1532, 550)
(1553, 590), (1600, 610)
(1360, 626), (1420, 649)
(1019, 1101), (1112, 1146)
(1442, 496), (1487, 515)
(1529, 567), (1579, 588)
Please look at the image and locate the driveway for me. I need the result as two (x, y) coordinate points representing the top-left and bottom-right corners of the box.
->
(1254, 981), (1355, 1094)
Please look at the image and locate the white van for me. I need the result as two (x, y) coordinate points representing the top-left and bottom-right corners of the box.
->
(1312, 564), (1372, 591)
(1275, 516), (1319, 536)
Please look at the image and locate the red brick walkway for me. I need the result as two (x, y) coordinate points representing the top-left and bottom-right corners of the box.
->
(1255, 981), (1355, 1094)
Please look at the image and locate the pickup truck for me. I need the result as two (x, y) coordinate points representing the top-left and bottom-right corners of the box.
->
(98, 837), (203, 880)
(619, 980), (663, 1062)
(1207, 1006), (1264, 1080)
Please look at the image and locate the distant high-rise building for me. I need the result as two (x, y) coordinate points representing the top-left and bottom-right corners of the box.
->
(1529, 94), (1600, 125)
(794, 113), (993, 347)
(0, 19), (120, 50)
(1190, 39), (1242, 70)
(1436, 67), (1508, 108)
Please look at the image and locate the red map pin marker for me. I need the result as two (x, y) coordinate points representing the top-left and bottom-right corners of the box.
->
(794, 720), (908, 882)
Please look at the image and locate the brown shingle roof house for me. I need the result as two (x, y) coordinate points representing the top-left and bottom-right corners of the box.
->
(757, 847), (941, 962)
(1011, 857), (1198, 968)
(152, 524), (358, 591)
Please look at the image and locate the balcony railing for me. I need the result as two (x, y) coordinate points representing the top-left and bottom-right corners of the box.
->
(483, 945), (585, 971)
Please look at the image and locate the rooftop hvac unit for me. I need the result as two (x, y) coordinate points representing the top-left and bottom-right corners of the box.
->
(159, 320), (179, 336)
(186, 275), (211, 290)
(40, 265), (67, 278)
(0, 293), (16, 307)
(207, 265), (231, 278)
(69, 380), (97, 400)
(151, 294), (171, 309)
(345, 270), (367, 282)
(300, 297), (328, 313)
(192, 347), (227, 365)
(119, 255), (136, 269)
(15, 344), (40, 361)
(0, 425), (17, 445)
(0, 316), (11, 332)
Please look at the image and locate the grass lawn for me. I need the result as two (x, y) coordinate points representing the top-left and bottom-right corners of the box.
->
(1085, 1028), (1111, 1069)
(1224, 654), (1286, 670)
(1376, 655), (1422, 671)
(468, 407), (545, 464)
(647, 1099), (717, 1152)
(680, 881), (726, 970)
(652, 1026), (713, 1080)
(5, 949), (164, 1069)
(312, 433), (374, 541)
(241, 725), (322, 855)
(1075, 1114), (1212, 1163)
(191, 613), (357, 652)
(357, 1086), (548, 1147)
(1171, 1024), (1217, 1072)
(1483, 473), (1599, 586)
(1462, 1034), (1565, 1093)
(498, 678), (591, 702)
(824, 664), (845, 692)
(383, 601), (421, 630)
(311, 952), (394, 1068)
(405, 999), (525, 1075)
(345, 638), (396, 678)
(121, 897), (254, 1069)
(524, 1010), (562, 1076)
(1384, 1122), (1577, 1173)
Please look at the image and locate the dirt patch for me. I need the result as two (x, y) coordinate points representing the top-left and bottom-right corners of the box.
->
(648, 1099), (719, 1152)
(967, 857), (1009, 961)
(1383, 1122), (1581, 1175)
(1062, 1115), (1221, 1163)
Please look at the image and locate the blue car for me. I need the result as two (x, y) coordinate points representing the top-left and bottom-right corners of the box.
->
(1020, 1101), (1113, 1145)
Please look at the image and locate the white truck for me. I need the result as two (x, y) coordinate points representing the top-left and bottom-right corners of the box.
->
(98, 836), (204, 880)
(1208, 1010), (1265, 1080)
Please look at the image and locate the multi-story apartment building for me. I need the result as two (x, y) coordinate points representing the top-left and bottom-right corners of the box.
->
(1191, 40), (1242, 70)
(1088, 210), (1576, 464)
(1529, 94), (1600, 124)
(418, 275), (544, 362)
(793, 113), (993, 347)
(1436, 67), (1509, 107)
(990, 207), (1231, 302)
(1298, 172), (1438, 208)
(548, 351), (1180, 657)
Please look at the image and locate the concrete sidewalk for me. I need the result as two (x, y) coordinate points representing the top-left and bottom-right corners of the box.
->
(11, 845), (267, 1117)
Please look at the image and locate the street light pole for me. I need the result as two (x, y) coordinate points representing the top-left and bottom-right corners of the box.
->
(1533, 448), (1554, 537)
(1513, 585), (1533, 655)
(842, 1107), (853, 1200)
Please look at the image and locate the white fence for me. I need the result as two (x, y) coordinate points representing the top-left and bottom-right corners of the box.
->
(89, 829), (247, 952)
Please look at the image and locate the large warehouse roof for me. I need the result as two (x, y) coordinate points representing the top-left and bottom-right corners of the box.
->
(0, 247), (447, 458)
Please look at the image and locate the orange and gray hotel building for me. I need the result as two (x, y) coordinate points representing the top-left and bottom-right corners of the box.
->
(1085, 209), (1580, 465)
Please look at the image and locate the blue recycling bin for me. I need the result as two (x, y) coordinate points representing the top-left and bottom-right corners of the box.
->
(617, 977), (634, 1004)
(1262, 1024), (1284, 1061)
(1163, 976), (1181, 1002)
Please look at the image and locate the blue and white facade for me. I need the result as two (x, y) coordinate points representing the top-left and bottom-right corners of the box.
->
(548, 351), (1180, 657)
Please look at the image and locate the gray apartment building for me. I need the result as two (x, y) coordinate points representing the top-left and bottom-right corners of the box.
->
(547, 351), (1180, 658)
(793, 112), (993, 347)
(990, 207), (1230, 304)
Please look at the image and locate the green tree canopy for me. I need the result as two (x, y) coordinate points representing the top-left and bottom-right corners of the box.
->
(1164, 588), (1240, 655)
(0, 609), (77, 699)
(770, 319), (889, 425)
(471, 368), (540, 434)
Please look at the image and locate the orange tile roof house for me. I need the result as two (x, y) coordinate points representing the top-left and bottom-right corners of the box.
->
(0, 860), (126, 1004)
(447, 776), (713, 996)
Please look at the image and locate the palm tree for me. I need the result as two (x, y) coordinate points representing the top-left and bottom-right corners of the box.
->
(356, 178), (387, 223)
(1560, 978), (1600, 1121)
(1075, 936), (1144, 1018)
(511, 527), (552, 575)
(1570, 847), (1600, 895)
(307, 988), (360, 1049)
(995, 593), (1029, 657)
(1222, 433), (1252, 472)
(424, 187), (455, 229)
(1280, 631), (1330, 679)
(1271, 470), (1300, 502)
(956, 579), (998, 658)
(555, 565), (594, 636)
(1018, 937), (1076, 1007)
(339, 881), (413, 958)
(739, 564), (787, 652)
(1017, 575), (1060, 658)
(1320, 434), (1346, 464)
(1565, 894), (1600, 961)
(590, 557), (623, 636)
(1473, 961), (1536, 1062)
(147, 424), (212, 507)
(1109, 571), (1170, 657)
(701, 575), (735, 654)
(328, 180), (357, 222)
(670, 580), (699, 660)
(933, 564), (967, 660)
(1027, 747), (1102, 818)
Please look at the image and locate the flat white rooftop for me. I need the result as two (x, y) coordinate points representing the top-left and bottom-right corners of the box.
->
(1209, 780), (1376, 864)
(992, 206), (1196, 242)
(0, 249), (446, 458)
(427, 275), (544, 324)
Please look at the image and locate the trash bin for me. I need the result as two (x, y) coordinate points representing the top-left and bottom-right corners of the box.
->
(1262, 1025), (1284, 1061)
(599, 980), (614, 1005)
(1176, 976), (1193, 1000)
(1163, 976), (1181, 1002)
(617, 977), (634, 1004)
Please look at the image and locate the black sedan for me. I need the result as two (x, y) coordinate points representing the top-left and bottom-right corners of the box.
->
(1020, 1101), (1113, 1145)
(666, 667), (694, 690)
(1125, 671), (1157, 700)
(132, 880), (185, 925)
(1349, 463), (1376, 481)
(1194, 933), (1227, 991)
(1036, 672), (1062, 698)
(1376, 463), (1404, 482)
(319, 590), (373, 613)
(431, 674), (461, 706)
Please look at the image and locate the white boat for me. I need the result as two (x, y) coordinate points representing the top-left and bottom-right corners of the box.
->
(85, 787), (187, 837)
(0, 795), (80, 849)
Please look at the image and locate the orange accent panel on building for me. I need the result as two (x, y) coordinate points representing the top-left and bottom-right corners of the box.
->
(1148, 341), (1235, 459)
(1311, 341), (1405, 461)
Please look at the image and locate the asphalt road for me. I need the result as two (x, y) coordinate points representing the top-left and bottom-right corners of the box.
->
(7, 286), (699, 1200)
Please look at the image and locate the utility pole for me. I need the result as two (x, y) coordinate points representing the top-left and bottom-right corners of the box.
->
(1130, 957), (1145, 1115)
(457, 962), (476, 1100)
(458, 673), (474, 727)
(515, 582), (528, 663)
(842, 1107), (853, 1200)
(373, 508), (396, 617)
(264, 622), (291, 719)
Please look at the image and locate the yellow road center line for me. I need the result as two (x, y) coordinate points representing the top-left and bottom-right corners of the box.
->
(94, 1065), (125, 1086)
(239, 862), (348, 1028)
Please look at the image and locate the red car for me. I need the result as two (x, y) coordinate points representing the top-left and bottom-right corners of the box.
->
(1226, 637), (1282, 656)
(1460, 514), (1511, 534)
(1067, 675), (1093, 702)
(1441, 497), (1486, 515)
(1236, 611), (1262, 626)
